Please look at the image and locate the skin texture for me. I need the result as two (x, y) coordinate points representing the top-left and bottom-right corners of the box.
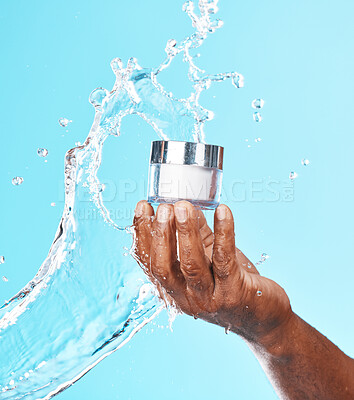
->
(133, 200), (354, 400)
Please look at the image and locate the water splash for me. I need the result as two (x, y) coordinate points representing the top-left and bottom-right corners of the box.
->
(255, 253), (270, 267)
(0, 1), (243, 398)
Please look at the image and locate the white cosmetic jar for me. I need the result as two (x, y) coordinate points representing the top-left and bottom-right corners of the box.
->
(147, 140), (224, 209)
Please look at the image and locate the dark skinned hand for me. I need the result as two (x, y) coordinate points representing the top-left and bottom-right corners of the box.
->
(133, 200), (354, 400)
(133, 200), (293, 347)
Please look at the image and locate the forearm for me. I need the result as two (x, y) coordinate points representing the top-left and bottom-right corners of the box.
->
(246, 312), (354, 400)
(133, 201), (354, 398)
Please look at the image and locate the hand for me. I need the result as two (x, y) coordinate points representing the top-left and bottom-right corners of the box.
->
(133, 200), (293, 347)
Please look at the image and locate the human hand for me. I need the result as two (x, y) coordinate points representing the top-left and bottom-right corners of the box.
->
(133, 200), (294, 347)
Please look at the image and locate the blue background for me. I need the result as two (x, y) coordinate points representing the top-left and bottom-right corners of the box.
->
(1, 0), (354, 399)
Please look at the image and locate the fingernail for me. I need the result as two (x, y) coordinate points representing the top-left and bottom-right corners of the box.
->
(135, 202), (144, 218)
(216, 205), (227, 220)
(175, 206), (187, 223)
(157, 205), (170, 223)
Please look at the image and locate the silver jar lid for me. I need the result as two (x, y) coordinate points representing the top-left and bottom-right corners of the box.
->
(149, 140), (224, 170)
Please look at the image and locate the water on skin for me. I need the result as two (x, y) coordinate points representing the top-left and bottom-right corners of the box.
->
(0, 1), (244, 398)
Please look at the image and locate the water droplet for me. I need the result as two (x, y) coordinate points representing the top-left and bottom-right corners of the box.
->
(254, 137), (262, 142)
(12, 176), (23, 186)
(24, 372), (29, 378)
(58, 117), (72, 127)
(89, 87), (109, 108)
(123, 246), (129, 257)
(232, 74), (244, 88)
(9, 380), (14, 386)
(253, 112), (262, 122)
(289, 171), (298, 180)
(37, 148), (48, 157)
(111, 57), (123, 73)
(50, 202), (56, 207)
(0, 256), (4, 264)
(2, 276), (8, 282)
(301, 158), (310, 166)
(165, 39), (178, 56)
(256, 290), (262, 296)
(252, 98), (265, 109)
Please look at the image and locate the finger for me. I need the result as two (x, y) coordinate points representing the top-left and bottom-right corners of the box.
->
(197, 209), (214, 246)
(197, 209), (214, 260)
(174, 201), (214, 296)
(133, 200), (154, 270)
(212, 205), (239, 283)
(151, 204), (185, 294)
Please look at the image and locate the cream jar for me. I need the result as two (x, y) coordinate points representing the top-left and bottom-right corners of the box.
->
(147, 140), (224, 209)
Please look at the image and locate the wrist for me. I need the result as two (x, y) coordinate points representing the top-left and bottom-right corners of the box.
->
(245, 310), (298, 360)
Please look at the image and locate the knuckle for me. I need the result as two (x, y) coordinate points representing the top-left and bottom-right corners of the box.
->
(135, 217), (152, 235)
(177, 216), (198, 235)
(152, 226), (165, 240)
(187, 281), (205, 293)
(213, 245), (231, 266)
(216, 265), (231, 280)
(188, 279), (213, 294)
(152, 265), (168, 282)
(177, 222), (191, 235)
(213, 246), (232, 279)
(181, 262), (200, 279)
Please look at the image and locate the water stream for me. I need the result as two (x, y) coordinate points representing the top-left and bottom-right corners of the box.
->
(0, 1), (243, 398)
